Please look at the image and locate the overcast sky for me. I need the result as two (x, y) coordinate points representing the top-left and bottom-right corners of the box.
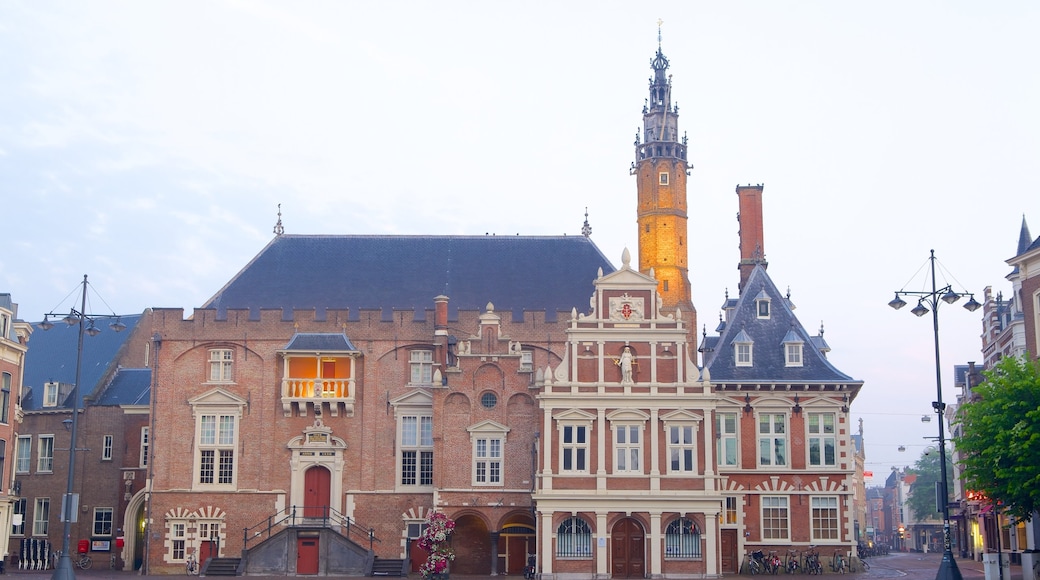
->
(2, 1), (1038, 480)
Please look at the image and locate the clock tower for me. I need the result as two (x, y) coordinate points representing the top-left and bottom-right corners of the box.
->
(631, 27), (696, 329)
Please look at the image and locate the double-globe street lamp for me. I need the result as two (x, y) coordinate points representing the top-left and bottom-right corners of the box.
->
(889, 249), (980, 580)
(39, 275), (126, 580)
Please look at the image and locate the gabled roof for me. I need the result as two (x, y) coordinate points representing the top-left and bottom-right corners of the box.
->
(94, 367), (151, 406)
(705, 265), (858, 384)
(21, 314), (142, 411)
(203, 235), (615, 321)
(282, 333), (358, 352)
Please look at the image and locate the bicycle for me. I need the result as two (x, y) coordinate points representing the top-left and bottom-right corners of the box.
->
(75, 552), (92, 570)
(784, 550), (801, 574)
(831, 550), (846, 575)
(768, 551), (782, 575)
(748, 550), (766, 575)
(185, 553), (198, 576)
(803, 548), (822, 575)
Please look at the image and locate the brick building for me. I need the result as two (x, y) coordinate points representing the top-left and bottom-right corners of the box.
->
(0, 294), (32, 567)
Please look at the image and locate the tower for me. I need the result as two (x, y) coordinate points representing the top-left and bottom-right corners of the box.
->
(632, 26), (695, 328)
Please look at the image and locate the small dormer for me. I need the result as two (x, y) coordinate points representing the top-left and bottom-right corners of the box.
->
(782, 329), (804, 368)
(732, 329), (753, 367)
(754, 290), (771, 319)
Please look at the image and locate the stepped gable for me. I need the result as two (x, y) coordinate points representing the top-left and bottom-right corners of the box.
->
(21, 314), (142, 411)
(705, 265), (856, 383)
(203, 235), (616, 320)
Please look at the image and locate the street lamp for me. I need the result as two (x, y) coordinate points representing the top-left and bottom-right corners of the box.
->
(889, 250), (980, 580)
(40, 275), (125, 580)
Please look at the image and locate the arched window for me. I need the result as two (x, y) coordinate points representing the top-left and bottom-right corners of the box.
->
(665, 517), (702, 559)
(556, 516), (592, 558)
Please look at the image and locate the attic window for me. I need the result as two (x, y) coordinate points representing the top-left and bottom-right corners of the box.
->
(659, 172), (669, 185)
(732, 330), (753, 368)
(43, 382), (59, 407)
(755, 290), (771, 319)
(782, 330), (804, 368)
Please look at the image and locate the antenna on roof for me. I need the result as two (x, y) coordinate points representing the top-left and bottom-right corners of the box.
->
(273, 204), (284, 236)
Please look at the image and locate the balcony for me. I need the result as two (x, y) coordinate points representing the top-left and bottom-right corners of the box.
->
(281, 377), (356, 417)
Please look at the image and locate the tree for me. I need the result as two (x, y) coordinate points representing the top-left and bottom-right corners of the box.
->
(906, 446), (953, 522)
(954, 355), (1040, 521)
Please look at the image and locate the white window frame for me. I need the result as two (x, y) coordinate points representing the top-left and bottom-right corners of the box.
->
(102, 434), (114, 461)
(614, 424), (642, 474)
(1, 371), (10, 424)
(474, 437), (503, 485)
(735, 343), (752, 367)
(808, 413), (837, 467)
(716, 412), (738, 467)
(169, 521), (187, 561)
(93, 507), (114, 537)
(399, 414), (433, 488)
(12, 497), (26, 536)
(559, 423), (590, 474)
(659, 172), (669, 186)
(757, 413), (788, 467)
(37, 435), (54, 473)
(757, 298), (771, 319)
(811, 496), (840, 541)
(140, 426), (150, 467)
(208, 349), (234, 382)
(16, 435), (31, 473)
(666, 424), (696, 474)
(761, 495), (790, 540)
(43, 382), (59, 407)
(196, 414), (238, 488)
(723, 496), (739, 526)
(785, 343), (803, 367)
(33, 498), (50, 536)
(409, 349), (434, 385)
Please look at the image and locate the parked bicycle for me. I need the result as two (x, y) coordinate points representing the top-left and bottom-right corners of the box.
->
(803, 547), (822, 575)
(767, 551), (782, 575)
(50, 551), (92, 570)
(831, 550), (847, 574)
(185, 553), (198, 576)
(747, 550), (766, 575)
(784, 550), (801, 574)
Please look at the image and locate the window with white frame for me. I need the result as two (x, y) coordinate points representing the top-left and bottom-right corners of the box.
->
(208, 349), (233, 382)
(733, 330), (754, 367)
(400, 415), (433, 486)
(15, 435), (30, 473)
(757, 297), (770, 319)
(785, 343), (803, 367)
(407, 521), (429, 541)
(1, 372), (10, 424)
(667, 424), (696, 473)
(93, 507), (114, 536)
(409, 350), (433, 385)
(102, 435), (114, 461)
(614, 425), (641, 473)
(43, 382), (59, 407)
(664, 517), (702, 559)
(808, 413), (836, 466)
(198, 414), (236, 487)
(723, 496), (738, 525)
(37, 435), (54, 472)
(716, 412), (738, 467)
(171, 521), (186, 560)
(519, 350), (533, 372)
(12, 498), (26, 535)
(761, 496), (789, 540)
(560, 424), (589, 473)
(474, 437), (502, 485)
(556, 516), (592, 558)
(811, 496), (839, 541)
(33, 498), (50, 536)
(758, 413), (787, 466)
(141, 426), (150, 467)
(198, 521), (220, 544)
(659, 172), (669, 186)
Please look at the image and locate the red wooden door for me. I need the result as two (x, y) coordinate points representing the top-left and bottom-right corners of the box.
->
(721, 529), (738, 573)
(611, 518), (645, 578)
(199, 540), (217, 569)
(303, 466), (331, 518)
(297, 538), (319, 575)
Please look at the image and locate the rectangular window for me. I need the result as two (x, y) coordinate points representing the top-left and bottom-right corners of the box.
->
(93, 507), (114, 536)
(400, 415), (433, 486)
(724, 496), (738, 525)
(761, 496), (790, 540)
(811, 496), (839, 540)
(102, 435), (114, 461)
(140, 426), (150, 467)
(208, 349), (233, 382)
(43, 382), (59, 407)
(615, 425), (641, 473)
(172, 522), (186, 560)
(198, 415), (235, 486)
(716, 412), (738, 466)
(37, 435), (54, 472)
(1, 372), (11, 423)
(659, 172), (669, 185)
(561, 424), (588, 473)
(786, 343), (803, 366)
(33, 498), (50, 536)
(12, 498), (26, 535)
(758, 413), (787, 466)
(474, 438), (502, 484)
(519, 350), (533, 371)
(16, 436), (30, 473)
(808, 413), (836, 466)
(668, 425), (695, 473)
(736, 343), (752, 366)
(757, 300), (770, 318)
(409, 350), (433, 384)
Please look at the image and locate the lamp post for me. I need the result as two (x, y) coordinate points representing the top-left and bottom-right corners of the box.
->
(39, 275), (125, 580)
(889, 250), (980, 580)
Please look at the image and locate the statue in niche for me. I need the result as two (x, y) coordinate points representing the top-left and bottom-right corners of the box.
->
(615, 346), (635, 384)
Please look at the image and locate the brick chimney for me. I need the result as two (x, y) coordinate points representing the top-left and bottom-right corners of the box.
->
(736, 184), (767, 293)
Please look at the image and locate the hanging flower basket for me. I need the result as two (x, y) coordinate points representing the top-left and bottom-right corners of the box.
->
(418, 512), (456, 580)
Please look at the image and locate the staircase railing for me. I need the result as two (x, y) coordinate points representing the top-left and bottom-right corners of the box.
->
(242, 505), (381, 550)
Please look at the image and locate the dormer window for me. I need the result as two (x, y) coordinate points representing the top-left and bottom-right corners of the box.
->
(732, 330), (753, 367)
(755, 290), (771, 319)
(782, 330), (804, 367)
(43, 382), (59, 407)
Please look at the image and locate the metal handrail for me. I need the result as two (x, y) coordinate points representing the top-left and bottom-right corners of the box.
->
(242, 505), (381, 550)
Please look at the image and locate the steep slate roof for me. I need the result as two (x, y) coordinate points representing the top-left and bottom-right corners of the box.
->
(704, 265), (858, 384)
(21, 314), (142, 411)
(94, 367), (151, 406)
(282, 333), (359, 352)
(203, 235), (616, 321)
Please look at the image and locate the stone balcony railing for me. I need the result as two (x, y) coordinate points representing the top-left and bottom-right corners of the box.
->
(280, 378), (356, 417)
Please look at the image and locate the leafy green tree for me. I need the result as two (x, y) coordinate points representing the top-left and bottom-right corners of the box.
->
(906, 446), (952, 521)
(954, 355), (1040, 521)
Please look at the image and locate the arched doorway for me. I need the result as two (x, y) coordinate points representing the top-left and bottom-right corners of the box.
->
(451, 514), (491, 575)
(303, 466), (331, 518)
(499, 515), (536, 575)
(611, 518), (645, 578)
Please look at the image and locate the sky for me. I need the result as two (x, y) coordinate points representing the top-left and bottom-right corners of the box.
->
(2, 1), (1038, 482)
